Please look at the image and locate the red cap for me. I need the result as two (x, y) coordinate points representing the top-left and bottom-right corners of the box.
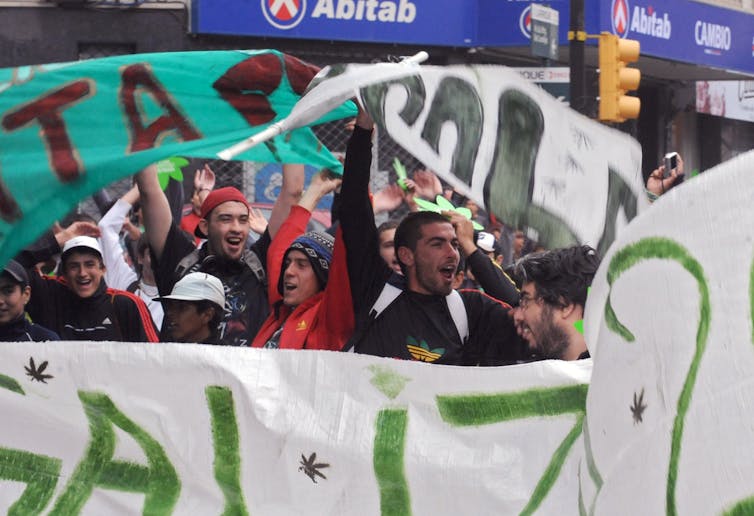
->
(195, 187), (249, 238)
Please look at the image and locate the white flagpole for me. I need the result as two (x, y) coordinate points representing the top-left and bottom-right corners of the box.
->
(217, 51), (428, 161)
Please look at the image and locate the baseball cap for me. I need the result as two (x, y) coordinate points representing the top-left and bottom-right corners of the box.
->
(476, 232), (496, 253)
(156, 272), (225, 308)
(61, 236), (103, 263)
(1, 259), (29, 286)
(195, 187), (250, 238)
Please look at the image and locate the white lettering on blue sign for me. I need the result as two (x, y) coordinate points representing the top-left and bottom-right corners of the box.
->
(695, 21), (732, 51)
(311, 0), (416, 23)
(629, 6), (671, 39)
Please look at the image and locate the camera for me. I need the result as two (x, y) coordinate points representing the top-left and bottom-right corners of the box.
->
(663, 152), (678, 179)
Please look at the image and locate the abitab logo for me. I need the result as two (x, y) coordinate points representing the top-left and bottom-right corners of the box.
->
(261, 0), (307, 30)
(519, 6), (532, 39)
(611, 0), (630, 38)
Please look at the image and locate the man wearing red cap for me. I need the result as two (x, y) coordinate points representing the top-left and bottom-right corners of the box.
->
(136, 163), (304, 346)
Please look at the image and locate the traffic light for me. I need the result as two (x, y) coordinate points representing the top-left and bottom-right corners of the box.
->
(598, 32), (641, 122)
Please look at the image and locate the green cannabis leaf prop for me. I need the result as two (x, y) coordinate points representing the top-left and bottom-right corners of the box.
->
(155, 157), (188, 191)
(414, 195), (485, 231)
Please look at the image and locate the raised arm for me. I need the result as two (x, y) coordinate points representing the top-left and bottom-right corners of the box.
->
(135, 164), (172, 260)
(339, 108), (392, 314)
(99, 185), (139, 290)
(266, 171), (342, 305)
(446, 210), (519, 305)
(268, 163), (305, 238)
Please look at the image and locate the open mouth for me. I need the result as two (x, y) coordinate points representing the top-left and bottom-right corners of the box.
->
(283, 282), (297, 294)
(439, 264), (456, 281)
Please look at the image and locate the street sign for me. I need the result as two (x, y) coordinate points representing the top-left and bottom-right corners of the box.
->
(531, 3), (560, 60)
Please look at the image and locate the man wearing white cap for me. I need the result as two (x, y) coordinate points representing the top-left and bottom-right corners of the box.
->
(14, 223), (159, 342)
(157, 272), (225, 344)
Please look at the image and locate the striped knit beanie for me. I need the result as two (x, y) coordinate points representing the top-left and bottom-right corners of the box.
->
(278, 231), (335, 296)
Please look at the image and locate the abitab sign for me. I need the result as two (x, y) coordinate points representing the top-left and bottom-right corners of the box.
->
(193, 0), (475, 46)
(601, 0), (754, 74)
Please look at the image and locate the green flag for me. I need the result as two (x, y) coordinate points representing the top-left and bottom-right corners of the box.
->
(0, 49), (356, 266)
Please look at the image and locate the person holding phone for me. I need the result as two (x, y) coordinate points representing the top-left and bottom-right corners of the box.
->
(646, 152), (685, 200)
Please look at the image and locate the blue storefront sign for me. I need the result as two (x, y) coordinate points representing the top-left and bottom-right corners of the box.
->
(599, 0), (754, 76)
(192, 0), (476, 47)
(192, 0), (754, 75)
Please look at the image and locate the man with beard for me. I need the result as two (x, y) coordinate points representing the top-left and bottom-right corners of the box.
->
(512, 245), (600, 360)
(136, 163), (303, 346)
(340, 108), (521, 366)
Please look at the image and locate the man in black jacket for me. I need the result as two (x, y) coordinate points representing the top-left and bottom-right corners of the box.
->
(0, 260), (59, 342)
(341, 108), (522, 366)
(15, 226), (159, 342)
(136, 163), (304, 346)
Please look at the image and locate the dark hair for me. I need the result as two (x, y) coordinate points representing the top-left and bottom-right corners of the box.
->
(513, 245), (600, 308)
(377, 219), (400, 237)
(196, 300), (224, 331)
(393, 211), (450, 274)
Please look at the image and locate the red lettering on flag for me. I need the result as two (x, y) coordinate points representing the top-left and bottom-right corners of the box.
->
(120, 64), (201, 153)
(2, 80), (92, 183)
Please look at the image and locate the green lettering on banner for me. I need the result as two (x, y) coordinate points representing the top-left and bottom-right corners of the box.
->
(596, 168), (639, 257)
(206, 386), (249, 516)
(603, 238), (710, 516)
(437, 384), (588, 515)
(50, 391), (180, 515)
(373, 409), (411, 516)
(484, 89), (578, 250)
(360, 76), (426, 130)
(0, 447), (62, 515)
(419, 77), (483, 186)
(722, 253), (754, 514)
(0, 373), (23, 395)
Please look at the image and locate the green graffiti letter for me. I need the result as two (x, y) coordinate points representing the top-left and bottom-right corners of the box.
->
(360, 76), (426, 130)
(596, 168), (638, 256)
(603, 238), (709, 516)
(437, 384), (588, 515)
(484, 89), (578, 249)
(50, 391), (180, 515)
(373, 408), (411, 516)
(206, 386), (248, 516)
(419, 77), (482, 186)
(0, 448), (62, 515)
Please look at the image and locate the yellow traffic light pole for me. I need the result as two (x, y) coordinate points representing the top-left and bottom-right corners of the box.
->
(598, 32), (641, 122)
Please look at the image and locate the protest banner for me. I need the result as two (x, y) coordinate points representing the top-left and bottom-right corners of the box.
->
(0, 50), (356, 268)
(243, 60), (647, 252)
(0, 342), (590, 515)
(582, 149), (754, 515)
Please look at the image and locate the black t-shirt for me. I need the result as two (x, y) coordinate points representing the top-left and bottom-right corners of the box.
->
(153, 224), (270, 347)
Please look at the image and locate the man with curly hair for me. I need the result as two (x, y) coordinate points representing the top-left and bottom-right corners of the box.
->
(512, 245), (600, 360)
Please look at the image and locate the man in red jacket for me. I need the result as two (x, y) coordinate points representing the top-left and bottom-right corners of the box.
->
(252, 171), (352, 350)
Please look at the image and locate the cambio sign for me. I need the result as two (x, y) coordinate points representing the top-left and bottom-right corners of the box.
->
(261, 0), (417, 30)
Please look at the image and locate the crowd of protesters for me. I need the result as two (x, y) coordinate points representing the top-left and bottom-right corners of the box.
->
(1, 106), (679, 366)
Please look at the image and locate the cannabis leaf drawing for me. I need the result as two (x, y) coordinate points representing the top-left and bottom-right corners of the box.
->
(155, 157), (188, 190)
(299, 452), (329, 483)
(630, 388), (647, 424)
(24, 357), (53, 383)
(413, 195), (484, 231)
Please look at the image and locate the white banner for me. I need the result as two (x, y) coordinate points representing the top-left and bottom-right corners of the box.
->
(0, 342), (590, 515)
(583, 149), (754, 515)
(357, 63), (647, 253)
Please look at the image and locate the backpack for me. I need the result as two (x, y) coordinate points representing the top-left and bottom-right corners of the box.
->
(344, 283), (469, 352)
(175, 248), (267, 286)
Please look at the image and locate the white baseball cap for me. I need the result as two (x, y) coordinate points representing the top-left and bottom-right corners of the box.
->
(157, 272), (225, 308)
(61, 236), (103, 262)
(476, 231), (496, 253)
